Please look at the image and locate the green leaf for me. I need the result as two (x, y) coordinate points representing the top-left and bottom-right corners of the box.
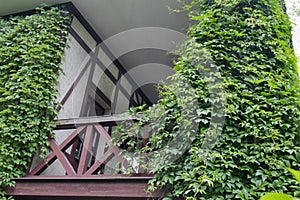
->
(260, 193), (293, 200)
(287, 168), (300, 185)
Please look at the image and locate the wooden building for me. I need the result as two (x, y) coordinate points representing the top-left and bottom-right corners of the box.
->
(1, 1), (188, 199)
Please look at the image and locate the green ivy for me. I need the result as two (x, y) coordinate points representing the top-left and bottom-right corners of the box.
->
(0, 6), (71, 199)
(114, 0), (300, 199)
(260, 168), (300, 200)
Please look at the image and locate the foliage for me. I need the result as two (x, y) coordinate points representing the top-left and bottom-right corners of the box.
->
(0, 6), (71, 199)
(114, 0), (300, 199)
(260, 168), (300, 200)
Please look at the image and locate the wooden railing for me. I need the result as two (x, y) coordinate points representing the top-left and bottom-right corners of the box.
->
(27, 115), (138, 177)
(6, 115), (172, 199)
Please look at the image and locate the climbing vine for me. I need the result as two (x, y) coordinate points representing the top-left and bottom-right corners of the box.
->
(114, 0), (300, 199)
(0, 6), (71, 199)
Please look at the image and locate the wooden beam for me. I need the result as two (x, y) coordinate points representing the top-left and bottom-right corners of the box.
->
(59, 126), (86, 152)
(58, 59), (92, 111)
(28, 127), (85, 176)
(55, 115), (137, 129)
(79, 45), (99, 116)
(27, 153), (57, 176)
(84, 147), (113, 175)
(13, 175), (155, 180)
(94, 125), (129, 169)
(49, 140), (76, 175)
(78, 125), (94, 175)
(90, 83), (111, 108)
(5, 176), (167, 199)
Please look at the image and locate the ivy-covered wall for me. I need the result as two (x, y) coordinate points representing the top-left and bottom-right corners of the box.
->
(0, 7), (71, 199)
(115, 0), (300, 199)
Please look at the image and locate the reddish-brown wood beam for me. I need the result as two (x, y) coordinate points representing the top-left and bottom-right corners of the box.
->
(50, 139), (76, 175)
(70, 138), (79, 162)
(85, 147), (114, 175)
(28, 127), (85, 176)
(27, 154), (57, 176)
(64, 152), (79, 169)
(59, 126), (85, 151)
(5, 177), (167, 199)
(94, 125), (129, 169)
(94, 125), (112, 143)
(62, 127), (85, 165)
(77, 125), (94, 175)
(14, 175), (155, 180)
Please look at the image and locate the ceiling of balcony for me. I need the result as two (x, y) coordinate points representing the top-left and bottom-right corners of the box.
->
(0, 0), (190, 103)
(1, 0), (189, 38)
(0, 0), (189, 68)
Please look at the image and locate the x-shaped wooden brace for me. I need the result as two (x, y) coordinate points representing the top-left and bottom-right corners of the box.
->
(28, 125), (128, 176)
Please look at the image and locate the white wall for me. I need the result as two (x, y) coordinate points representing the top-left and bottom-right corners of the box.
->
(286, 0), (300, 74)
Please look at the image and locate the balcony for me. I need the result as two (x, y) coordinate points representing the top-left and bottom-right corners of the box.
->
(5, 115), (168, 199)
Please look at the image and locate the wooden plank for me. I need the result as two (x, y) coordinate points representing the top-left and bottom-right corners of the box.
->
(79, 45), (99, 116)
(55, 115), (137, 129)
(27, 153), (56, 176)
(84, 147), (114, 175)
(50, 140), (76, 175)
(94, 125), (129, 169)
(14, 175), (155, 180)
(5, 177), (166, 198)
(59, 126), (86, 151)
(64, 152), (79, 170)
(28, 127), (85, 176)
(58, 59), (92, 111)
(94, 124), (113, 144)
(77, 125), (94, 175)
